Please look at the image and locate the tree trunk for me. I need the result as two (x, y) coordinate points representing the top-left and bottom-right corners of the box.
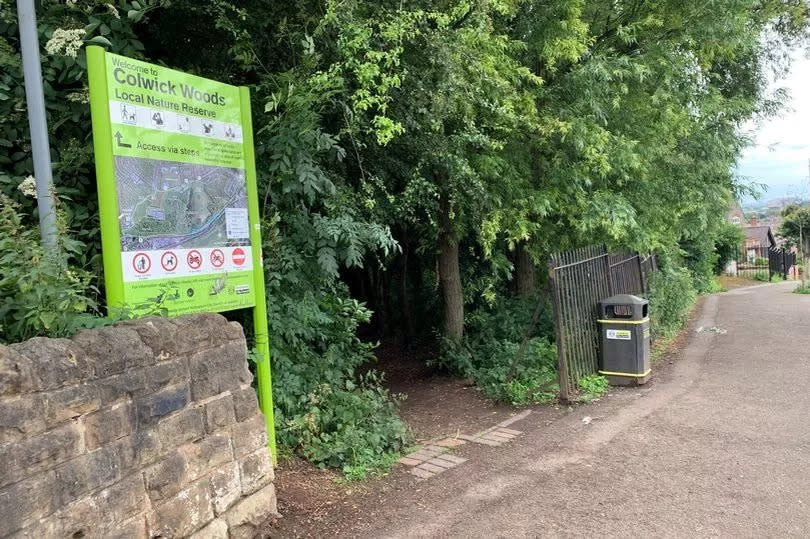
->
(515, 241), (536, 296)
(400, 229), (414, 346)
(438, 191), (464, 341)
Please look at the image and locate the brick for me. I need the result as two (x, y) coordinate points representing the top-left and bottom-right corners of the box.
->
(458, 434), (501, 446)
(92, 474), (147, 527)
(0, 394), (46, 445)
(0, 472), (58, 534)
(12, 338), (92, 391)
(72, 326), (155, 378)
(157, 406), (205, 448)
(434, 453), (467, 465)
(204, 395), (235, 433)
(409, 467), (434, 479)
(239, 447), (273, 495)
(231, 414), (267, 457)
(142, 359), (188, 393)
(481, 432), (512, 442)
(136, 384), (190, 425)
(209, 462), (241, 515)
(425, 457), (457, 469)
(397, 457), (422, 466)
(231, 387), (259, 422)
(55, 444), (121, 506)
(144, 452), (189, 503)
(0, 422), (83, 487)
(43, 383), (102, 428)
(149, 478), (214, 538)
(0, 345), (35, 396)
(417, 462), (446, 474)
(85, 402), (133, 450)
(180, 435), (234, 481)
(223, 483), (277, 539)
(496, 427), (523, 435)
(189, 517), (228, 539)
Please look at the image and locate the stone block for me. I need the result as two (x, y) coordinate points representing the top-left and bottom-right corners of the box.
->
(142, 359), (189, 394)
(144, 452), (189, 503)
(117, 430), (162, 473)
(0, 472), (58, 535)
(92, 474), (147, 528)
(231, 387), (259, 423)
(105, 516), (148, 539)
(204, 395), (235, 433)
(43, 383), (102, 428)
(136, 384), (189, 426)
(85, 401), (134, 451)
(149, 478), (214, 538)
(72, 326), (155, 378)
(11, 338), (92, 391)
(55, 445), (121, 506)
(36, 495), (100, 539)
(239, 448), (273, 495)
(189, 342), (251, 401)
(231, 414), (268, 458)
(157, 406), (205, 448)
(0, 345), (35, 396)
(189, 517), (228, 539)
(118, 316), (180, 358)
(0, 422), (83, 487)
(209, 462), (241, 515)
(179, 435), (233, 481)
(96, 369), (147, 402)
(0, 393), (46, 446)
(223, 483), (277, 539)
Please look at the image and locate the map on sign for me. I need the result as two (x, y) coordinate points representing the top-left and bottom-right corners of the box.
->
(115, 157), (250, 252)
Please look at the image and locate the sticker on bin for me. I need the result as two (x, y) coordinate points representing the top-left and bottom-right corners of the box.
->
(606, 329), (632, 340)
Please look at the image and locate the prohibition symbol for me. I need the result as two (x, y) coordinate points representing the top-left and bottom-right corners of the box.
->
(132, 252), (151, 274)
(186, 250), (203, 270)
(232, 247), (246, 266)
(210, 249), (225, 268)
(161, 251), (178, 272)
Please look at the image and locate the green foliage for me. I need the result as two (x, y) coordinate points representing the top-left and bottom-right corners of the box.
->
(577, 375), (609, 403)
(752, 271), (771, 282)
(0, 195), (105, 342)
(648, 262), (697, 339)
(713, 223), (744, 274)
(435, 294), (559, 405)
(794, 282), (810, 294)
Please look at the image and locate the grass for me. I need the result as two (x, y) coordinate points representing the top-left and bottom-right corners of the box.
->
(794, 282), (810, 294)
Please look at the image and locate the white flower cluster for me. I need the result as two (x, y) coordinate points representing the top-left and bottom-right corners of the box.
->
(105, 3), (121, 19)
(66, 88), (89, 104)
(18, 175), (37, 199)
(45, 28), (86, 58)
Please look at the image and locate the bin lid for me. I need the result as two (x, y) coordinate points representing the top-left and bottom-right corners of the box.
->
(599, 294), (648, 306)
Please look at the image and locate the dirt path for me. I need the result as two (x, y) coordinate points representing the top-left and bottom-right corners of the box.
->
(269, 281), (810, 537)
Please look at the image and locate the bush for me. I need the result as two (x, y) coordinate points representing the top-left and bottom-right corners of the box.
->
(752, 271), (770, 282)
(713, 222), (744, 274)
(0, 195), (104, 343)
(435, 293), (559, 405)
(648, 264), (697, 338)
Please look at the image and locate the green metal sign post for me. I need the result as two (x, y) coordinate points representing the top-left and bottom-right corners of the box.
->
(86, 46), (275, 460)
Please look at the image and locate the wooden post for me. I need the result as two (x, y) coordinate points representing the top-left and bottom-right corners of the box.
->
(637, 253), (648, 294)
(549, 257), (569, 403)
(602, 245), (613, 297)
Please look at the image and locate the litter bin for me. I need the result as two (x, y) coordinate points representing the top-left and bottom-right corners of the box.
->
(598, 294), (651, 385)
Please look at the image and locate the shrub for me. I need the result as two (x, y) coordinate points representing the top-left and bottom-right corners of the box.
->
(648, 264), (697, 338)
(578, 374), (609, 403)
(0, 195), (105, 342)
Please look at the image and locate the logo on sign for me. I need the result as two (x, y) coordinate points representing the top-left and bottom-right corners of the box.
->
(186, 250), (203, 270)
(210, 249), (225, 268)
(132, 252), (151, 274)
(161, 251), (178, 272)
(232, 247), (246, 266)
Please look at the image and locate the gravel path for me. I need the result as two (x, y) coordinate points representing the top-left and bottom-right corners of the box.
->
(351, 282), (810, 537)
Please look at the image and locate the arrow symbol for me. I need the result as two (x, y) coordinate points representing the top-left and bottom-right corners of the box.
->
(114, 131), (132, 148)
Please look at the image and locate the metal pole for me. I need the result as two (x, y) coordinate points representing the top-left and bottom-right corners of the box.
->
(16, 0), (58, 248)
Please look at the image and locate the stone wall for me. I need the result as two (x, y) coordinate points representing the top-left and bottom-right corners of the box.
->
(0, 314), (277, 538)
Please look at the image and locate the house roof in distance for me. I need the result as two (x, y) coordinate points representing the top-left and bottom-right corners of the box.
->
(743, 225), (775, 247)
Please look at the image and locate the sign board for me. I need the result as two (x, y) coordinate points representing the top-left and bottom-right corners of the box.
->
(606, 329), (632, 340)
(87, 49), (256, 315)
(87, 47), (276, 460)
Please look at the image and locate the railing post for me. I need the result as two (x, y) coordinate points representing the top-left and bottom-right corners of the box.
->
(548, 256), (569, 403)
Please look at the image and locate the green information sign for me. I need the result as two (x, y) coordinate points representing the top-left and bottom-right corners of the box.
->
(87, 46), (275, 458)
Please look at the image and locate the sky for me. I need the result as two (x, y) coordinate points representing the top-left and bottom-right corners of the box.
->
(735, 49), (810, 202)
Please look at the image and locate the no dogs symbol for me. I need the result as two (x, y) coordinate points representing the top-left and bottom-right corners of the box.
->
(161, 251), (178, 272)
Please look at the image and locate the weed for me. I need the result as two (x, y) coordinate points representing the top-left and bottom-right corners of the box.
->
(794, 283), (810, 294)
(578, 374), (609, 403)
